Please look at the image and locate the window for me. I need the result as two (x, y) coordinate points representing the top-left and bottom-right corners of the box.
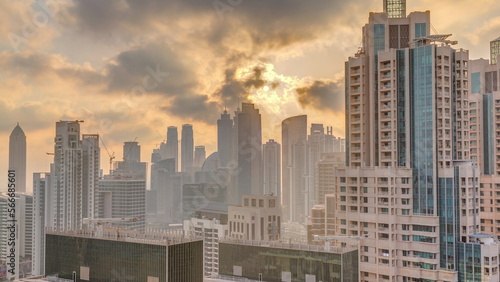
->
(402, 235), (410, 241)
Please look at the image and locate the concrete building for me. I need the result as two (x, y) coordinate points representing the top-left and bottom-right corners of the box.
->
(99, 142), (146, 231)
(491, 36), (500, 65)
(281, 115), (307, 223)
(8, 123), (26, 193)
(262, 139), (280, 197)
(218, 239), (358, 282)
(0, 192), (33, 280)
(32, 172), (51, 276)
(315, 152), (345, 205)
(183, 205), (229, 277)
(181, 124), (194, 172)
(50, 121), (100, 231)
(45, 229), (203, 282)
(228, 195), (280, 241)
(321, 1), (500, 281)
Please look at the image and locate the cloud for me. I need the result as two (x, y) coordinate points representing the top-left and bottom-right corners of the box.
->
(296, 80), (344, 113)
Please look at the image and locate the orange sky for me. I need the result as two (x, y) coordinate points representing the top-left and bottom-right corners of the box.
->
(0, 0), (499, 192)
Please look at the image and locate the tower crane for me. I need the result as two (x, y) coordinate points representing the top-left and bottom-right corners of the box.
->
(99, 135), (115, 174)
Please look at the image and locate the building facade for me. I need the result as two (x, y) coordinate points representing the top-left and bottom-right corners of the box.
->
(281, 115), (307, 223)
(45, 230), (203, 282)
(262, 139), (281, 197)
(228, 195), (280, 241)
(181, 124), (194, 172)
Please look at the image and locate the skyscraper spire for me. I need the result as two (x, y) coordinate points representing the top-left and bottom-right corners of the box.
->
(9, 123), (26, 193)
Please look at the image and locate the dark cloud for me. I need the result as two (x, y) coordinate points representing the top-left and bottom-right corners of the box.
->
(163, 94), (220, 121)
(62, 0), (354, 51)
(0, 51), (105, 86)
(106, 42), (195, 95)
(296, 80), (344, 112)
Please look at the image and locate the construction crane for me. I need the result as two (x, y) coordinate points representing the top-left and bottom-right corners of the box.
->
(99, 135), (115, 174)
(314, 235), (366, 252)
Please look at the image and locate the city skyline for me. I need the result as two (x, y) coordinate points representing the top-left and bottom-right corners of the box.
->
(1, 0), (499, 189)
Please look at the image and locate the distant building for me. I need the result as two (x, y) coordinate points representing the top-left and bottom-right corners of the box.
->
(315, 152), (345, 204)
(217, 109), (234, 168)
(9, 123), (26, 193)
(234, 103), (262, 203)
(193, 146), (206, 168)
(281, 115), (307, 223)
(98, 141), (146, 231)
(218, 239), (359, 282)
(228, 195), (280, 241)
(182, 183), (227, 220)
(181, 124), (194, 172)
(262, 139), (280, 197)
(166, 126), (179, 171)
(45, 229), (203, 282)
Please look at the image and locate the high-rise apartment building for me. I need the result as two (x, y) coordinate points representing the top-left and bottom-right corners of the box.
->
(262, 139), (281, 197)
(9, 123), (26, 193)
(281, 115), (307, 223)
(469, 47), (500, 238)
(321, 2), (500, 281)
(32, 172), (50, 276)
(181, 124), (194, 172)
(51, 121), (100, 231)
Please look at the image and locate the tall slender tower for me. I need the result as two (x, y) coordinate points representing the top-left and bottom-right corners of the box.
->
(234, 103), (262, 203)
(181, 124), (194, 172)
(281, 115), (307, 223)
(9, 123), (26, 193)
(217, 109), (234, 167)
(166, 126), (179, 171)
(263, 139), (281, 197)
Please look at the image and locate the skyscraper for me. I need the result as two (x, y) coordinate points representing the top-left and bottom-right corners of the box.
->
(51, 121), (100, 231)
(262, 139), (280, 197)
(217, 109), (234, 168)
(166, 126), (179, 171)
(193, 145), (206, 168)
(9, 123), (26, 193)
(323, 1), (500, 281)
(234, 103), (262, 203)
(181, 124), (194, 172)
(281, 115), (307, 223)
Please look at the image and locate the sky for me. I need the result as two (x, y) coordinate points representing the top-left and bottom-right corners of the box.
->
(0, 0), (499, 192)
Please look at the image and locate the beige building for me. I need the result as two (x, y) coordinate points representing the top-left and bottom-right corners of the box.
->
(228, 195), (280, 241)
(314, 0), (500, 281)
